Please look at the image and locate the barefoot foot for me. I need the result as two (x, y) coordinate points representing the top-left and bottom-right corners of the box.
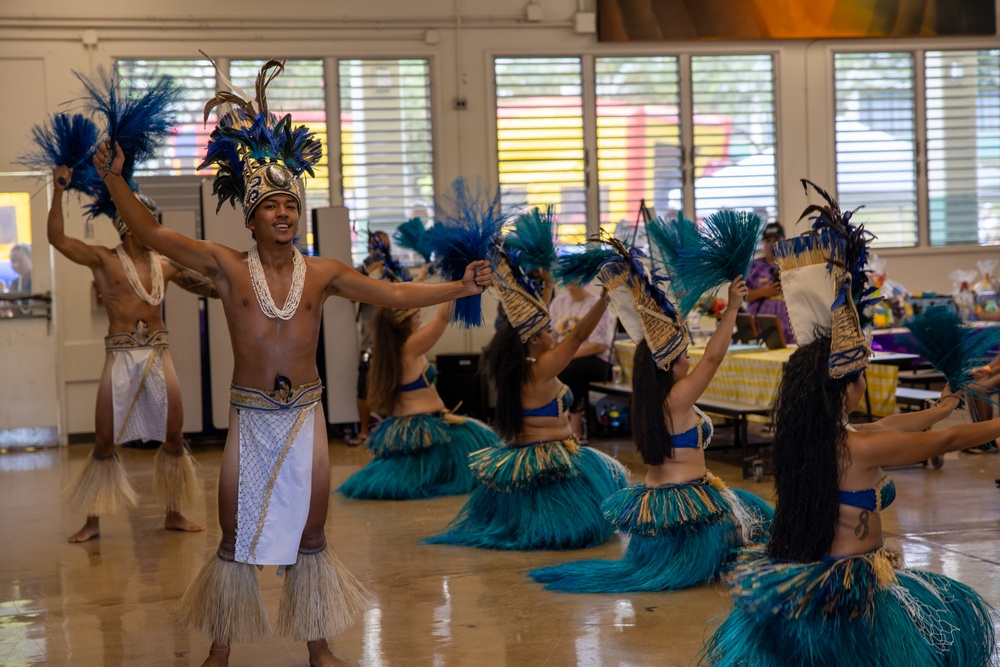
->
(307, 639), (349, 667)
(165, 511), (204, 532)
(198, 643), (230, 667)
(68, 516), (100, 543)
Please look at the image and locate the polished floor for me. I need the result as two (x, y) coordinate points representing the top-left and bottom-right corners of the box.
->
(3, 419), (1000, 667)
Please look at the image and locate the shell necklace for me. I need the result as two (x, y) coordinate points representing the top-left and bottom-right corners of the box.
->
(115, 244), (164, 306)
(248, 244), (306, 320)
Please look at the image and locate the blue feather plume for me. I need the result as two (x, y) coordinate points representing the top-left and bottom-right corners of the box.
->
(899, 306), (1000, 397)
(649, 210), (765, 317)
(505, 207), (557, 273)
(427, 178), (512, 327)
(394, 217), (434, 264)
(554, 244), (618, 286)
(17, 113), (103, 197)
(75, 67), (180, 219)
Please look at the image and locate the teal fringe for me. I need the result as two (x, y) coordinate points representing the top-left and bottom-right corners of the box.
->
(505, 207), (557, 272)
(338, 415), (499, 500)
(468, 439), (580, 492)
(425, 444), (628, 551)
(699, 551), (998, 667)
(529, 484), (773, 593)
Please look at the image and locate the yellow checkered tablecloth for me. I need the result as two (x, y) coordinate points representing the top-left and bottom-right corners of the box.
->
(686, 347), (898, 417)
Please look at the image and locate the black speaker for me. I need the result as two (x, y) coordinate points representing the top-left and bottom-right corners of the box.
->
(435, 353), (488, 421)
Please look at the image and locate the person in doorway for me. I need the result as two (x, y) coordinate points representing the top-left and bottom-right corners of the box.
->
(50, 165), (218, 543)
(548, 280), (616, 442)
(8, 243), (32, 294)
(94, 58), (491, 667)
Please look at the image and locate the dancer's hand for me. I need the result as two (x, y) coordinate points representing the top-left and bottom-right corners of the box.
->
(461, 260), (492, 294)
(93, 139), (125, 178)
(53, 165), (72, 191)
(727, 276), (749, 308)
(939, 385), (963, 410)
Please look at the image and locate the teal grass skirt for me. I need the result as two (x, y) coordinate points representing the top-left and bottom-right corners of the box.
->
(425, 438), (628, 550)
(529, 474), (774, 592)
(699, 546), (997, 667)
(338, 413), (499, 500)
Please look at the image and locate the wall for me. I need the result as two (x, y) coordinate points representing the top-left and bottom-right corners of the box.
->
(0, 1), (997, 434)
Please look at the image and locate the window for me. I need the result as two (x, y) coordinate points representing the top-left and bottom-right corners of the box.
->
(833, 52), (918, 248)
(231, 59), (330, 233)
(691, 55), (777, 222)
(496, 57), (586, 244)
(497, 55), (778, 246)
(595, 56), (682, 233)
(116, 59), (217, 177)
(926, 49), (1000, 246)
(339, 59), (434, 263)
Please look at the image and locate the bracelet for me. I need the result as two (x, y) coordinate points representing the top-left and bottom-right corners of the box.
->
(725, 306), (740, 312)
(986, 364), (994, 374)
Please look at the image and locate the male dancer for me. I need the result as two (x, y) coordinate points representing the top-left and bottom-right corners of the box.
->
(95, 139), (491, 667)
(50, 164), (217, 543)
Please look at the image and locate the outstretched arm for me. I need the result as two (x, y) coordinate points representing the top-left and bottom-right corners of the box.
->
(327, 258), (492, 308)
(94, 140), (226, 278)
(47, 166), (101, 268)
(853, 389), (961, 433)
(533, 296), (608, 381)
(670, 278), (748, 411)
(405, 302), (454, 357)
(853, 415), (1000, 468)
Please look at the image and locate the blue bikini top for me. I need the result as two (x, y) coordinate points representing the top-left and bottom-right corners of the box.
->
(399, 363), (437, 392)
(671, 406), (714, 449)
(523, 384), (574, 419)
(839, 476), (896, 513)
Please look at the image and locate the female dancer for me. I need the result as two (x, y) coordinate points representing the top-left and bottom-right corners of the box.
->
(701, 187), (998, 666)
(339, 302), (499, 499)
(530, 276), (774, 592)
(427, 251), (627, 550)
(700, 337), (999, 666)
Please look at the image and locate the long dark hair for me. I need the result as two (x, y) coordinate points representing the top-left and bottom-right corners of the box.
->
(766, 335), (854, 561)
(482, 316), (532, 440)
(631, 340), (679, 464)
(369, 308), (414, 416)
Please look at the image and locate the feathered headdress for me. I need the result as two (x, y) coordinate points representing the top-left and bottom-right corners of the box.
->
(75, 67), (180, 225)
(363, 231), (410, 283)
(426, 178), (512, 327)
(198, 57), (322, 226)
(17, 113), (103, 197)
(559, 235), (686, 371)
(648, 209), (765, 316)
(899, 306), (1000, 396)
(505, 207), (558, 276)
(493, 248), (551, 341)
(772, 180), (880, 378)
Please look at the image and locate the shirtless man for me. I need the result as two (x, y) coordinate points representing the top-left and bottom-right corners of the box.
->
(95, 140), (492, 667)
(50, 164), (217, 543)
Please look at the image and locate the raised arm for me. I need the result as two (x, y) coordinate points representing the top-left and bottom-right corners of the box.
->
(94, 140), (226, 278)
(404, 302), (454, 357)
(327, 258), (491, 308)
(853, 415), (1000, 468)
(533, 296), (608, 381)
(47, 166), (101, 268)
(669, 278), (747, 411)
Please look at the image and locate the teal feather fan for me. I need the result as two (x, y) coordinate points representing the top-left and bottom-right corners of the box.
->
(649, 210), (765, 316)
(505, 207), (557, 273)
(899, 306), (1000, 397)
(393, 217), (435, 264)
